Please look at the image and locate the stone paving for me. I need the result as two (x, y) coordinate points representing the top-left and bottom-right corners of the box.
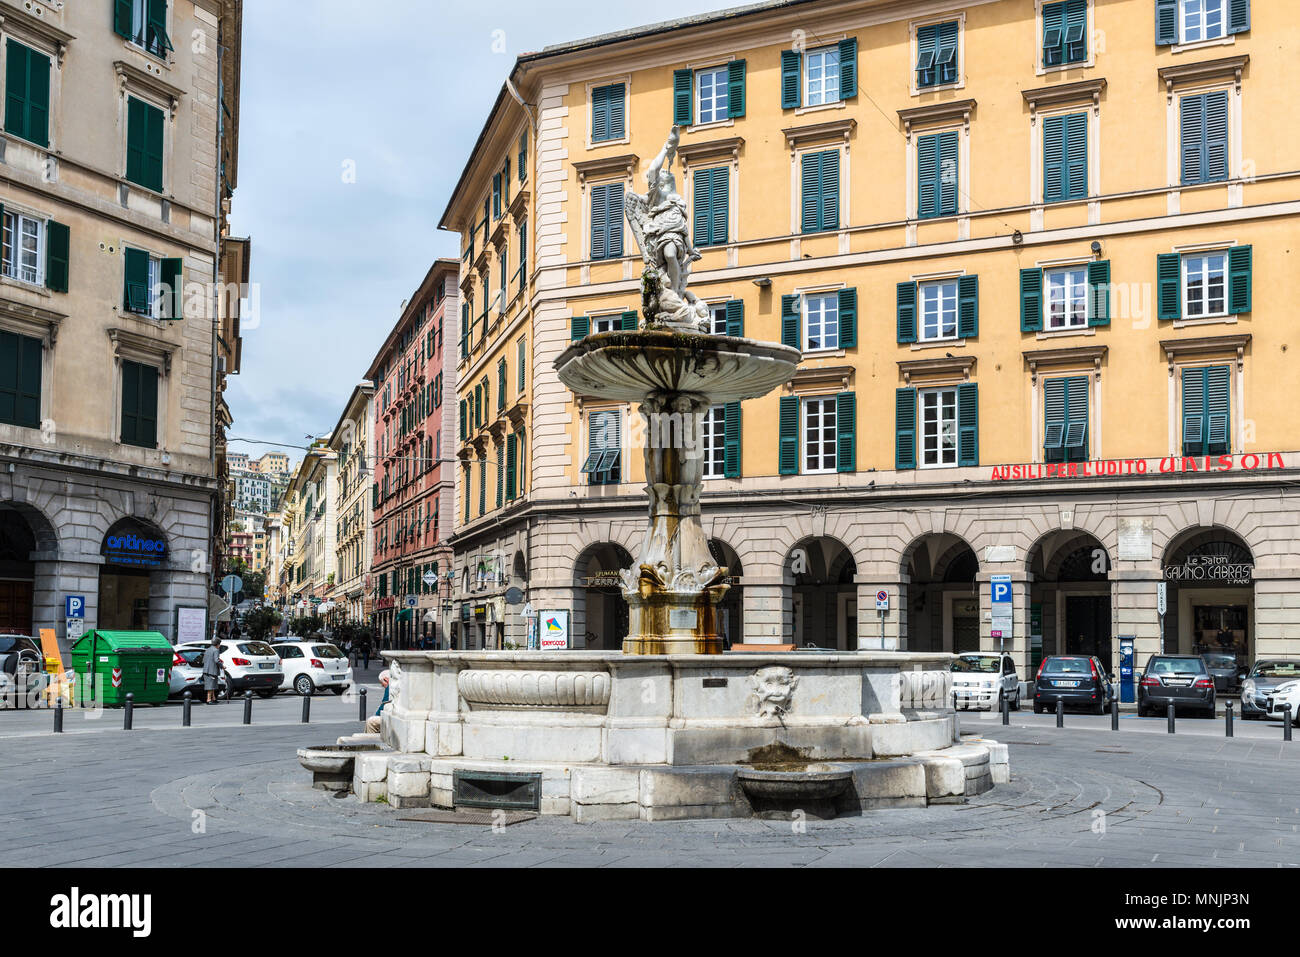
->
(1, 715), (1297, 867)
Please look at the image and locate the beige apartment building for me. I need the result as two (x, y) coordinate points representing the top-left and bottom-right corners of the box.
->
(330, 384), (375, 625)
(282, 443), (338, 618)
(0, 0), (243, 646)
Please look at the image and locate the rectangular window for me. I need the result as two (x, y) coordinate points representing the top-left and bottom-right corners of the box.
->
(590, 314), (620, 335)
(802, 396), (837, 473)
(125, 96), (165, 192)
(120, 359), (159, 449)
(1182, 364), (1231, 456)
(919, 388), (958, 468)
(1181, 0), (1227, 42)
(590, 182), (625, 260)
(803, 293), (839, 351)
(1, 211), (43, 285)
(917, 130), (958, 218)
(918, 280), (958, 341)
(3, 40), (51, 148)
(700, 405), (727, 479)
(804, 47), (841, 106)
(916, 21), (959, 88)
(591, 83), (626, 142)
(581, 409), (621, 485)
(1045, 267), (1088, 329)
(696, 67), (729, 123)
(800, 149), (840, 233)
(116, 0), (173, 58)
(1043, 375), (1088, 463)
(0, 329), (42, 429)
(517, 337), (526, 391)
(1180, 90), (1229, 185)
(1183, 252), (1227, 317)
(1043, 112), (1087, 202)
(1042, 0), (1087, 66)
(692, 167), (729, 247)
(709, 302), (728, 335)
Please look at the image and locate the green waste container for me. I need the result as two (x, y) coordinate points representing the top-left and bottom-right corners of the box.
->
(69, 631), (174, 707)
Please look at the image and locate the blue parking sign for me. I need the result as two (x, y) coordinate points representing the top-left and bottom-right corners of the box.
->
(65, 595), (85, 619)
(990, 575), (1012, 605)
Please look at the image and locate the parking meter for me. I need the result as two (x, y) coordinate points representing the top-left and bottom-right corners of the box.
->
(1118, 636), (1135, 704)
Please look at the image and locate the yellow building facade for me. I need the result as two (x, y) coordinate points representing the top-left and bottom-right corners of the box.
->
(443, 0), (1297, 674)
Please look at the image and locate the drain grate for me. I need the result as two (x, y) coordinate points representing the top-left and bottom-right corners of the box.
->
(453, 769), (543, 811)
(397, 808), (537, 826)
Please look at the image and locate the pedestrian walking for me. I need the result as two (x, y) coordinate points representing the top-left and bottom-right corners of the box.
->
(361, 637), (371, 671)
(202, 636), (223, 705)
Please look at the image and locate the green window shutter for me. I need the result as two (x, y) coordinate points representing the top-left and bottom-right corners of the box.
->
(1065, 113), (1087, 199)
(139, 364), (158, 448)
(592, 85), (609, 141)
(1043, 378), (1066, 455)
(114, 0), (135, 39)
(4, 41), (50, 148)
(458, 399), (466, 440)
(1180, 93), (1204, 184)
(937, 130), (958, 215)
(1228, 244), (1252, 313)
(479, 460), (486, 517)
(1047, 376), (1088, 461)
(1204, 90), (1228, 183)
(1087, 260), (1110, 326)
(160, 257), (183, 320)
(1043, 115), (1065, 202)
(957, 275), (979, 338)
(838, 38), (858, 98)
(1019, 268), (1043, 332)
(781, 294), (801, 349)
(506, 433), (518, 500)
(693, 168), (728, 247)
(3, 41), (27, 141)
(820, 150), (839, 230)
(1206, 365), (1231, 453)
(727, 59), (746, 118)
(123, 247), (150, 313)
(147, 0), (173, 54)
(492, 173), (501, 219)
(709, 167), (728, 245)
(121, 360), (140, 446)
(1065, 375), (1088, 459)
(897, 281), (917, 343)
(497, 358), (507, 409)
(957, 382), (979, 467)
(778, 395), (799, 475)
(780, 49), (801, 109)
(126, 97), (164, 192)
(45, 220), (69, 293)
(723, 401), (741, 478)
(918, 133), (954, 218)
(1228, 0), (1250, 33)
(496, 446), (504, 508)
(836, 391), (856, 473)
(1156, 253), (1182, 320)
(837, 288), (857, 348)
(620, 310), (638, 331)
(800, 151), (822, 233)
(1155, 0), (1178, 45)
(1181, 367), (1206, 456)
(725, 299), (744, 338)
(571, 315), (589, 340)
(0, 330), (42, 429)
(591, 184), (608, 259)
(673, 69), (693, 125)
(895, 388), (917, 470)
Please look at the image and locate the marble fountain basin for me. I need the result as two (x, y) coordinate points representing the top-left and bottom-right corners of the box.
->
(297, 738), (383, 790)
(555, 330), (801, 403)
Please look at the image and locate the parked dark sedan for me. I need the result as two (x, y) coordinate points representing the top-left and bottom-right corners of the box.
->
(1239, 659), (1300, 719)
(1200, 653), (1248, 694)
(1138, 654), (1215, 717)
(1033, 655), (1113, 714)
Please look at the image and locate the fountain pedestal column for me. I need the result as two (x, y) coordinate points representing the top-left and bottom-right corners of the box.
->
(620, 391), (728, 655)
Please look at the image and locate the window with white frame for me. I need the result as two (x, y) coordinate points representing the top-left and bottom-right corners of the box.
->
(919, 388), (958, 468)
(1045, 266), (1088, 330)
(590, 314), (621, 334)
(708, 302), (728, 335)
(0, 211), (43, 285)
(581, 408), (621, 486)
(804, 293), (839, 351)
(700, 405), (726, 479)
(1184, 252), (1227, 317)
(1181, 0), (1227, 42)
(697, 67), (729, 124)
(803, 396), (837, 473)
(918, 280), (958, 342)
(804, 47), (841, 106)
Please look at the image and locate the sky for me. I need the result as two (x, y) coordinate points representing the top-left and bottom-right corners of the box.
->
(225, 0), (739, 460)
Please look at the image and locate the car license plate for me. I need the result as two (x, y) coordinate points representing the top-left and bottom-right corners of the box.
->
(1055, 680), (1079, 688)
(1166, 679), (1190, 686)
(259, 662), (274, 670)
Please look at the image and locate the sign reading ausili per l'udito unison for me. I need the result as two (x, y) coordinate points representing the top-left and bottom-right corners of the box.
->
(990, 453), (1288, 482)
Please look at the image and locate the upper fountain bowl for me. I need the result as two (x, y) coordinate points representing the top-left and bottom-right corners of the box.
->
(556, 329), (801, 404)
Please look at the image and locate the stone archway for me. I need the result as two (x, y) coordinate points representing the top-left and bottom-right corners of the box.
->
(574, 542), (634, 651)
(98, 517), (169, 633)
(785, 536), (857, 650)
(709, 539), (744, 648)
(1027, 530), (1112, 662)
(900, 533), (980, 653)
(1161, 527), (1254, 659)
(0, 503), (56, 635)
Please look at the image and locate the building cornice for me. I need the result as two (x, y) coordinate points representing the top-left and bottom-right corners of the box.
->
(0, 6), (75, 64)
(572, 153), (639, 184)
(897, 99), (976, 134)
(1023, 344), (1107, 383)
(676, 136), (745, 166)
(114, 60), (186, 119)
(1157, 54), (1249, 99)
(782, 119), (856, 152)
(1021, 79), (1106, 116)
(898, 354), (976, 384)
(1160, 333), (1251, 371)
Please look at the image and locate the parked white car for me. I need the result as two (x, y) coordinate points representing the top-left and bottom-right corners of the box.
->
(271, 641), (353, 696)
(176, 639), (283, 698)
(1264, 679), (1300, 726)
(951, 652), (1021, 711)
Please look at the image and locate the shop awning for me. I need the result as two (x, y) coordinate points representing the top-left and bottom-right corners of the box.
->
(396, 608), (413, 623)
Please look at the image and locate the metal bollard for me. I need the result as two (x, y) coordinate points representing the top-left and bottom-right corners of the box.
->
(358, 687), (367, 722)
(1167, 701), (1176, 734)
(1001, 695), (1010, 725)
(243, 690), (253, 725)
(1225, 701), (1234, 738)
(182, 690), (192, 727)
(1111, 697), (1120, 731)
(1056, 698), (1064, 728)
(54, 698), (63, 733)
(301, 693), (311, 724)
(123, 692), (134, 731)
(1285, 705), (1293, 742)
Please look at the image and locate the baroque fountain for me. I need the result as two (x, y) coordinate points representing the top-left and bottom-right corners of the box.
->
(311, 128), (1007, 821)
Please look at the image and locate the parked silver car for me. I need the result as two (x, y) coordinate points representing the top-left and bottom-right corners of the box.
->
(1240, 659), (1300, 719)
